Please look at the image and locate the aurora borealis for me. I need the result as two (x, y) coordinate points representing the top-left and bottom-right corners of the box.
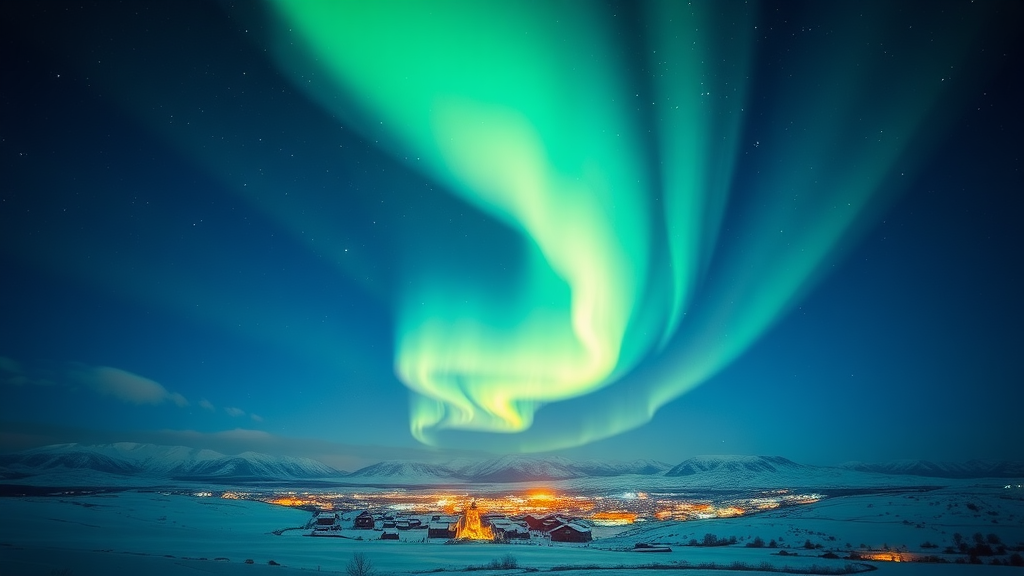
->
(1, 1), (1021, 467)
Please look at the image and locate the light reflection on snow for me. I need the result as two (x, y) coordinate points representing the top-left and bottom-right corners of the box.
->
(182, 486), (828, 527)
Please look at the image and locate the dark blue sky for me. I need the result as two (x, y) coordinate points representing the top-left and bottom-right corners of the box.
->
(1, 1), (1021, 470)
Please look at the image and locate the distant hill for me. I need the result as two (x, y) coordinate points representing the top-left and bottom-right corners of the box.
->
(346, 460), (461, 480)
(345, 455), (672, 483)
(0, 442), (344, 482)
(7, 444), (1016, 488)
(665, 455), (803, 477)
(837, 459), (1024, 479)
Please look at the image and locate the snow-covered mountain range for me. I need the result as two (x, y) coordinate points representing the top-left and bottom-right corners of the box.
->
(837, 459), (1024, 479)
(2, 444), (1020, 487)
(665, 455), (803, 476)
(0, 443), (342, 482)
(346, 455), (672, 483)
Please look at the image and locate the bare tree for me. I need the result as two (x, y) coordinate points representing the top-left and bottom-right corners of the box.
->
(346, 552), (375, 576)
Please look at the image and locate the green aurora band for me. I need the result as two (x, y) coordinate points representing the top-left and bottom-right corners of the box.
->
(266, 0), (999, 451)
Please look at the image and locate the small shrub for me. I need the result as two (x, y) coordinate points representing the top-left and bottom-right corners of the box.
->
(346, 552), (375, 576)
(920, 541), (937, 548)
(481, 555), (518, 570)
(804, 539), (816, 549)
(244, 559), (254, 564)
(268, 560), (280, 566)
(747, 536), (765, 548)
(1009, 553), (1024, 567)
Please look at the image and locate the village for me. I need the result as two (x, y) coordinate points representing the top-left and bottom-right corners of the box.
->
(308, 500), (597, 545)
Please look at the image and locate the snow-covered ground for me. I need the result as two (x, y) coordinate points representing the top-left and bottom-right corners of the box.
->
(2, 482), (1022, 575)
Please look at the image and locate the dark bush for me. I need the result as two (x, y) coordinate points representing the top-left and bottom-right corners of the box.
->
(970, 543), (994, 556)
(345, 553), (374, 576)
(747, 536), (765, 548)
(1009, 553), (1024, 567)
(486, 555), (518, 570)
(987, 533), (1002, 545)
(804, 539), (816, 549)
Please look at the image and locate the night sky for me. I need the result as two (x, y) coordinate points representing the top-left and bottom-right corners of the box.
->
(1, 1), (1021, 471)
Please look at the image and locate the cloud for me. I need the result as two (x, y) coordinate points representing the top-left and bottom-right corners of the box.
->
(0, 356), (22, 374)
(83, 365), (188, 407)
(224, 406), (245, 417)
(0, 356), (56, 387)
(250, 413), (264, 423)
(198, 398), (215, 411)
(6, 375), (31, 386)
(0, 421), (494, 472)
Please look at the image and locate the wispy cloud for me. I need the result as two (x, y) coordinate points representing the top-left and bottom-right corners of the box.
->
(0, 356), (56, 387)
(81, 365), (189, 407)
(0, 356), (22, 374)
(2, 356), (261, 423)
(0, 422), (494, 472)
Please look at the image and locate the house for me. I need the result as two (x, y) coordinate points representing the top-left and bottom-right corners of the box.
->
(427, 520), (456, 539)
(312, 512), (340, 532)
(549, 523), (592, 543)
(380, 530), (400, 540)
(524, 514), (568, 533)
(352, 510), (375, 529)
(491, 519), (530, 541)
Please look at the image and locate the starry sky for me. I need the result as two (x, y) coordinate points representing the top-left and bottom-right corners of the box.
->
(1, 1), (1021, 471)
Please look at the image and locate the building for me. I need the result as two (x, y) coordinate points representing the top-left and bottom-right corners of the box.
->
(491, 519), (530, 541)
(352, 510), (375, 529)
(549, 523), (592, 543)
(312, 512), (340, 533)
(524, 514), (568, 533)
(380, 530), (400, 540)
(427, 520), (456, 539)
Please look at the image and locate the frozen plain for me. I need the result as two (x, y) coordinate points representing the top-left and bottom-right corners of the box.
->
(2, 481), (1022, 576)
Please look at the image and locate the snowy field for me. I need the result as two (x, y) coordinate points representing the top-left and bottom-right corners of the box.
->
(1, 483), (1022, 576)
